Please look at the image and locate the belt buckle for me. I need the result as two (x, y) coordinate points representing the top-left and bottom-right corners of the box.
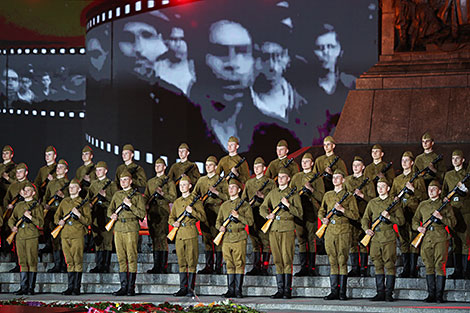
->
(21, 223), (25, 228)
(331, 220), (336, 225)
(67, 220), (73, 226)
(276, 216), (281, 221)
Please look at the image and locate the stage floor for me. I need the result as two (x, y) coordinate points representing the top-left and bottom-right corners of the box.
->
(0, 293), (469, 313)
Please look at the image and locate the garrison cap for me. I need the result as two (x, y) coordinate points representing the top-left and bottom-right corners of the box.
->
(302, 153), (313, 160)
(254, 157), (265, 165)
(228, 136), (239, 144)
(429, 180), (441, 189)
(372, 144), (383, 151)
(119, 170), (133, 179)
(180, 175), (191, 184)
(402, 151), (414, 160)
(422, 132), (433, 141)
(206, 155), (218, 164)
(178, 143), (189, 150)
(122, 144), (134, 152)
(21, 181), (36, 192)
(377, 177), (390, 186)
(16, 163), (28, 171)
(277, 139), (288, 148)
(323, 136), (335, 144)
(228, 178), (243, 189)
(82, 146), (93, 153)
(333, 169), (346, 177)
(57, 159), (68, 169)
(278, 167), (291, 176)
(96, 161), (108, 169)
(155, 157), (166, 166)
(353, 156), (364, 163)
(452, 149), (464, 158)
(69, 178), (80, 186)
(2, 145), (13, 153)
(45, 145), (56, 153)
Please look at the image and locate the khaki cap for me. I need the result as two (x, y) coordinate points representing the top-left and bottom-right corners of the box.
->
(82, 146), (93, 153)
(422, 132), (433, 141)
(228, 136), (239, 144)
(429, 180), (441, 188)
(206, 156), (218, 164)
(333, 169), (345, 177)
(452, 149), (464, 158)
(16, 163), (28, 171)
(58, 159), (68, 169)
(45, 145), (56, 153)
(372, 144), (383, 151)
(178, 143), (189, 150)
(120, 170), (132, 179)
(254, 157), (265, 165)
(96, 161), (108, 169)
(155, 157), (166, 166)
(2, 145), (13, 153)
(228, 178), (243, 189)
(302, 153), (313, 160)
(277, 139), (288, 148)
(278, 168), (290, 176)
(122, 144), (134, 152)
(402, 151), (414, 160)
(323, 136), (335, 144)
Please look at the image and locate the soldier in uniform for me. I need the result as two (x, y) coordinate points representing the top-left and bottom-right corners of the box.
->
(260, 168), (302, 299)
(390, 151), (426, 278)
(289, 153), (325, 277)
(144, 158), (176, 274)
(216, 178), (254, 298)
(8, 181), (43, 295)
(0, 145), (16, 203)
(319, 169), (359, 300)
(442, 149), (470, 280)
(193, 156), (228, 274)
(362, 178), (405, 302)
(168, 143), (201, 194)
(108, 170), (146, 296)
(413, 180), (457, 303)
(216, 136), (250, 185)
(43, 159), (70, 273)
(242, 157), (276, 276)
(74, 145), (97, 197)
(265, 140), (299, 180)
(54, 179), (91, 295)
(344, 156), (375, 277)
(364, 144), (395, 196)
(413, 132), (446, 186)
(170, 176), (206, 297)
(33, 145), (57, 200)
(313, 136), (348, 192)
(115, 144), (147, 190)
(87, 161), (119, 273)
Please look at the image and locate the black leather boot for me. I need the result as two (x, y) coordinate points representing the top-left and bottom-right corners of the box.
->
(113, 272), (128, 296)
(339, 275), (348, 300)
(271, 274), (284, 299)
(295, 252), (309, 276)
(173, 272), (188, 297)
(399, 253), (410, 278)
(198, 251), (214, 274)
(449, 253), (463, 279)
(283, 274), (292, 299)
(410, 253), (419, 278)
(235, 274), (244, 298)
(90, 251), (104, 273)
(464, 255), (470, 279)
(370, 274), (385, 301)
(127, 272), (137, 296)
(436, 275), (446, 303)
(103, 251), (112, 273)
(309, 252), (319, 276)
(161, 250), (169, 274)
(360, 252), (369, 277)
(260, 252), (270, 275)
(147, 251), (160, 274)
(424, 274), (436, 302)
(28, 272), (37, 295)
(215, 251), (223, 274)
(246, 251), (261, 275)
(15, 272), (29, 295)
(62, 272), (75, 295)
(186, 272), (196, 297)
(348, 253), (360, 277)
(47, 251), (62, 273)
(385, 275), (395, 302)
(222, 274), (235, 298)
(324, 275), (339, 300)
(73, 272), (82, 295)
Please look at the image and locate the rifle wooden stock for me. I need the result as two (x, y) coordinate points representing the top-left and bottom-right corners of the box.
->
(261, 187), (297, 233)
(51, 198), (89, 238)
(46, 181), (71, 207)
(213, 199), (246, 246)
(2, 195), (23, 219)
(315, 191), (350, 239)
(167, 195), (201, 241)
(299, 173), (321, 196)
(147, 177), (169, 205)
(90, 179), (113, 207)
(6, 201), (39, 244)
(248, 180), (269, 207)
(175, 165), (195, 186)
(105, 189), (138, 232)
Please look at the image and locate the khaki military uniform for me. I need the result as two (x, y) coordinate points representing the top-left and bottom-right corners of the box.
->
(412, 199), (456, 275)
(318, 189), (359, 275)
(216, 197), (253, 274)
(344, 175), (375, 254)
(75, 163), (97, 195)
(313, 154), (348, 191)
(3, 180), (38, 215)
(0, 161), (16, 202)
(43, 177), (70, 252)
(107, 189), (146, 272)
(115, 163), (147, 190)
(364, 161), (395, 196)
(168, 161), (201, 188)
(87, 178), (119, 251)
(216, 155), (250, 185)
(413, 152), (446, 186)
(442, 168), (470, 256)
(8, 199), (44, 272)
(362, 196), (405, 275)
(241, 176), (276, 251)
(54, 196), (91, 272)
(169, 194), (206, 272)
(289, 171), (325, 253)
(390, 172), (426, 254)
(33, 163), (57, 198)
(144, 175), (176, 251)
(193, 175), (228, 251)
(260, 187), (302, 274)
(265, 158), (299, 181)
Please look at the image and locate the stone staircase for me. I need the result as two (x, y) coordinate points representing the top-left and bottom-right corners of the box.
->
(0, 236), (468, 302)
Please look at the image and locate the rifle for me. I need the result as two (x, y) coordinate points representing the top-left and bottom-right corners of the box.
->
(274, 158), (294, 182)
(421, 154), (443, 178)
(80, 164), (96, 188)
(6, 200), (38, 245)
(105, 188), (139, 231)
(411, 173), (470, 249)
(298, 173), (321, 196)
(248, 180), (269, 207)
(261, 187), (297, 233)
(372, 162), (393, 184)
(90, 179), (113, 207)
(175, 164), (194, 186)
(315, 191), (350, 239)
(353, 177), (370, 202)
(39, 164), (57, 194)
(2, 194), (24, 219)
(1, 163), (16, 184)
(213, 199), (246, 246)
(224, 156), (247, 181)
(51, 197), (89, 239)
(46, 181), (71, 206)
(167, 194), (201, 241)
(147, 176), (170, 205)
(322, 156), (340, 180)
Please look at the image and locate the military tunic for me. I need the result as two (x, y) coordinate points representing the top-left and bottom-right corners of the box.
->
(390, 172), (426, 254)
(107, 189), (146, 272)
(144, 174), (177, 251)
(289, 171), (325, 253)
(43, 177), (70, 252)
(313, 154), (348, 191)
(54, 196), (91, 272)
(216, 155), (250, 185)
(362, 196), (405, 275)
(75, 163), (97, 196)
(3, 179), (36, 214)
(265, 157), (299, 181)
(0, 161), (16, 202)
(413, 151), (446, 185)
(87, 177), (119, 251)
(442, 168), (470, 256)
(412, 199), (456, 275)
(193, 174), (228, 251)
(33, 163), (57, 198)
(260, 187), (302, 274)
(168, 160), (201, 188)
(115, 162), (147, 190)
(318, 188), (359, 275)
(169, 194), (206, 272)
(8, 199), (43, 272)
(364, 161), (395, 196)
(241, 175), (276, 251)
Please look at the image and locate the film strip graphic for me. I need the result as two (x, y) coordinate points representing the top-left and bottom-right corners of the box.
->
(0, 108), (85, 119)
(86, 0), (200, 32)
(0, 48), (86, 56)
